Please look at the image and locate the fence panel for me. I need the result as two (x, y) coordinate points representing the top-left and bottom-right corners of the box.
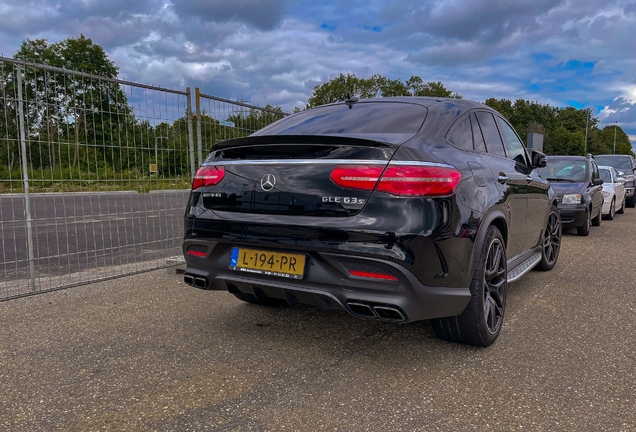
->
(195, 91), (289, 163)
(0, 57), (195, 300)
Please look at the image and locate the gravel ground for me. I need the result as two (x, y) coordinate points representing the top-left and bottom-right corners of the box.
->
(1, 211), (635, 431)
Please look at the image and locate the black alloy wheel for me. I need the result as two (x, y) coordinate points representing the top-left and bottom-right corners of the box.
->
(606, 198), (616, 220)
(483, 237), (507, 335)
(537, 206), (561, 271)
(432, 225), (507, 346)
(577, 209), (591, 236)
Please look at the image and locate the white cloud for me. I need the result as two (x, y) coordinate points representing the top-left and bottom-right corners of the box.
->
(0, 0), (634, 141)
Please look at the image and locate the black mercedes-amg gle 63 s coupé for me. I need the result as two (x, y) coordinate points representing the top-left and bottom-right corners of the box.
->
(183, 97), (562, 346)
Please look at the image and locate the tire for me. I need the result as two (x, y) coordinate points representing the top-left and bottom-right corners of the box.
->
(432, 225), (507, 347)
(231, 292), (287, 306)
(617, 196), (626, 214)
(628, 196), (636, 208)
(592, 206), (602, 226)
(577, 209), (591, 236)
(606, 198), (615, 220)
(536, 205), (561, 271)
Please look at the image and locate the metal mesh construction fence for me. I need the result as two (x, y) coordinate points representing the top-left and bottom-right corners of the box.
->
(0, 57), (288, 301)
(195, 90), (289, 160)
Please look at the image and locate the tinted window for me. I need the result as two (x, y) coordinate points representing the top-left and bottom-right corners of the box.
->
(599, 168), (612, 183)
(471, 113), (486, 152)
(448, 115), (473, 150)
(538, 158), (588, 182)
(254, 103), (427, 143)
(593, 156), (633, 170)
(498, 118), (528, 165)
(475, 112), (506, 157)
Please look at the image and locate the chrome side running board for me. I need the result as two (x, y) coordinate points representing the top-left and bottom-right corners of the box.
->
(507, 252), (542, 283)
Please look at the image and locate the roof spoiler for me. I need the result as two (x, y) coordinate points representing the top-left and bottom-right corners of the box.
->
(211, 134), (399, 150)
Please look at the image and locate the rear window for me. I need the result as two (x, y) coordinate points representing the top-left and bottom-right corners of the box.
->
(253, 102), (427, 144)
(594, 156), (633, 171)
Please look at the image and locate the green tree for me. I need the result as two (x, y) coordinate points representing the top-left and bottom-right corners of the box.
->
(546, 127), (585, 155)
(484, 98), (514, 119)
(10, 35), (130, 177)
(600, 125), (633, 155)
(307, 73), (462, 108)
(406, 77), (462, 98)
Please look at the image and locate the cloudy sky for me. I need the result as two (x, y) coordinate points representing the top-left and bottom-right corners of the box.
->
(1, 0), (635, 145)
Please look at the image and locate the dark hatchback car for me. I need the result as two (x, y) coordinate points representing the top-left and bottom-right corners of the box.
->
(183, 97), (561, 346)
(538, 155), (604, 236)
(594, 155), (636, 208)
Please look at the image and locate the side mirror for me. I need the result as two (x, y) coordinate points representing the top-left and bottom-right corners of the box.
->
(617, 178), (626, 184)
(593, 178), (603, 186)
(531, 150), (547, 169)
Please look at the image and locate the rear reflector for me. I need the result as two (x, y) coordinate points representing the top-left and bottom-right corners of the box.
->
(192, 165), (225, 190)
(349, 270), (398, 280)
(186, 244), (208, 257)
(330, 162), (461, 197)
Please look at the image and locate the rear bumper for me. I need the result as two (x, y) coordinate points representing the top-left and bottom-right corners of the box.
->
(558, 205), (587, 228)
(182, 240), (471, 323)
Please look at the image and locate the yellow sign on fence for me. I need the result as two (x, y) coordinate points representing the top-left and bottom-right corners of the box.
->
(149, 163), (157, 173)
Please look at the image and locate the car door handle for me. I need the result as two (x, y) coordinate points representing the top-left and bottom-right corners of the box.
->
(498, 175), (509, 184)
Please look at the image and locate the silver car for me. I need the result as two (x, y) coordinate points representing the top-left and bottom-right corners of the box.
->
(599, 165), (626, 220)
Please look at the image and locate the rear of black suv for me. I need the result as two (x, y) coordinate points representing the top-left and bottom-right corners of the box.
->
(183, 97), (559, 346)
(183, 101), (474, 325)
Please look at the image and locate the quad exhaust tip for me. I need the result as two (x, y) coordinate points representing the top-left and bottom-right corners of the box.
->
(184, 274), (208, 289)
(373, 306), (406, 321)
(347, 302), (406, 322)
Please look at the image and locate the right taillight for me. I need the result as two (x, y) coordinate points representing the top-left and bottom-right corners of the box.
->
(377, 164), (462, 196)
(330, 162), (462, 197)
(192, 165), (225, 190)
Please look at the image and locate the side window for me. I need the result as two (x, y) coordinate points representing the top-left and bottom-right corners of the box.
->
(475, 112), (506, 157)
(497, 118), (528, 165)
(471, 113), (486, 152)
(447, 115), (474, 151)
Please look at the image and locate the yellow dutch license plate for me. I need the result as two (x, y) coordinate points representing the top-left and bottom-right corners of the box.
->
(230, 247), (306, 279)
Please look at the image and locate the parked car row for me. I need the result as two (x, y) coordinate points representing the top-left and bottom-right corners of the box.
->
(180, 96), (626, 349)
(538, 154), (635, 236)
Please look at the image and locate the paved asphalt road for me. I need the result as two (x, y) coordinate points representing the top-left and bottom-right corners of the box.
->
(0, 191), (189, 287)
(1, 209), (636, 431)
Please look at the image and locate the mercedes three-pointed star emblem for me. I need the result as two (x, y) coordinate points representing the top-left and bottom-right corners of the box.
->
(260, 173), (276, 191)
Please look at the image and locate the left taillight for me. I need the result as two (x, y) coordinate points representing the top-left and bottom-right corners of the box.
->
(192, 165), (225, 190)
